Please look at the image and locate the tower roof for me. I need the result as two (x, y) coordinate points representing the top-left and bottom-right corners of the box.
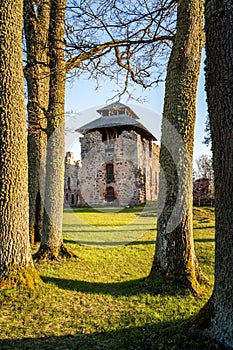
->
(96, 102), (139, 119)
(76, 103), (157, 141)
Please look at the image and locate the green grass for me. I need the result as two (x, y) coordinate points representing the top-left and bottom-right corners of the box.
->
(62, 205), (157, 246)
(0, 206), (217, 349)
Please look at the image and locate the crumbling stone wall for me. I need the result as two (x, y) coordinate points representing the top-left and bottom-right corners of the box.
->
(137, 137), (160, 201)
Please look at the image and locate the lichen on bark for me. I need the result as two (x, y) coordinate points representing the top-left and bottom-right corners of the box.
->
(0, 0), (41, 289)
(149, 0), (208, 295)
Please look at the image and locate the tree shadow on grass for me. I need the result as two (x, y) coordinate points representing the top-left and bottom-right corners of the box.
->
(0, 319), (221, 350)
(63, 223), (155, 228)
(194, 238), (215, 243)
(41, 276), (189, 298)
(193, 226), (215, 230)
(64, 205), (157, 215)
(63, 238), (156, 246)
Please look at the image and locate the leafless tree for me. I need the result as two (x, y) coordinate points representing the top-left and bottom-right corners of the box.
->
(195, 154), (214, 184)
(65, 0), (176, 99)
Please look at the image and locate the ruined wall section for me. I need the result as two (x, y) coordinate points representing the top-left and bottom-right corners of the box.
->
(64, 152), (80, 206)
(137, 137), (160, 201)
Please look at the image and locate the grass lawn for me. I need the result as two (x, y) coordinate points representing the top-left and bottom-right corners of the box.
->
(0, 206), (217, 349)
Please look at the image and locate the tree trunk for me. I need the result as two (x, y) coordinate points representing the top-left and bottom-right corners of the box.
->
(34, 0), (78, 260)
(0, 0), (40, 289)
(205, 0), (233, 346)
(149, 0), (208, 295)
(24, 0), (50, 245)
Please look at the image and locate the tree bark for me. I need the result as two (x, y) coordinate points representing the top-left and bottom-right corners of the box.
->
(149, 0), (208, 295)
(24, 0), (51, 245)
(34, 0), (78, 260)
(0, 0), (40, 289)
(205, 0), (233, 346)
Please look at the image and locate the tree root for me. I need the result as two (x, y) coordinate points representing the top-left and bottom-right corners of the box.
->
(194, 258), (212, 286)
(33, 242), (82, 262)
(148, 259), (203, 297)
(187, 295), (214, 330)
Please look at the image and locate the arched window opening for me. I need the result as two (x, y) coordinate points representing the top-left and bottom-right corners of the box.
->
(106, 163), (114, 183)
(71, 194), (74, 205)
(67, 177), (71, 190)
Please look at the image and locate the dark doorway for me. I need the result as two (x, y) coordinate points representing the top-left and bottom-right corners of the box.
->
(106, 187), (115, 202)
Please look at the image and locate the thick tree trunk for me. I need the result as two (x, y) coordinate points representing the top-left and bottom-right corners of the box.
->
(205, 0), (233, 347)
(0, 0), (40, 289)
(24, 0), (50, 245)
(149, 0), (208, 295)
(35, 0), (78, 260)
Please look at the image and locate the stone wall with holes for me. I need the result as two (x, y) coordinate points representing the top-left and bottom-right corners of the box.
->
(79, 131), (106, 206)
(68, 129), (160, 207)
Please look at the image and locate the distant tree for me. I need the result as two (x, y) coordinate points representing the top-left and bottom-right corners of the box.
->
(195, 155), (214, 183)
(149, 0), (209, 295)
(202, 0), (233, 346)
(203, 114), (211, 147)
(0, 0), (40, 288)
(193, 155), (214, 206)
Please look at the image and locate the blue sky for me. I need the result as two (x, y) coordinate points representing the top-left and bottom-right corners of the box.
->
(65, 53), (211, 163)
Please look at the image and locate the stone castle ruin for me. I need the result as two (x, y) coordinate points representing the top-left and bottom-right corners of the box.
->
(64, 103), (160, 207)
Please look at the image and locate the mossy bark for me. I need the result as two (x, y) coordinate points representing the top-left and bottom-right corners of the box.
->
(0, 265), (41, 290)
(0, 0), (40, 288)
(205, 0), (233, 347)
(149, 0), (208, 295)
(24, 0), (50, 245)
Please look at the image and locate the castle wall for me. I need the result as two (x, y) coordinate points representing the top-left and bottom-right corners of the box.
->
(77, 129), (160, 207)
